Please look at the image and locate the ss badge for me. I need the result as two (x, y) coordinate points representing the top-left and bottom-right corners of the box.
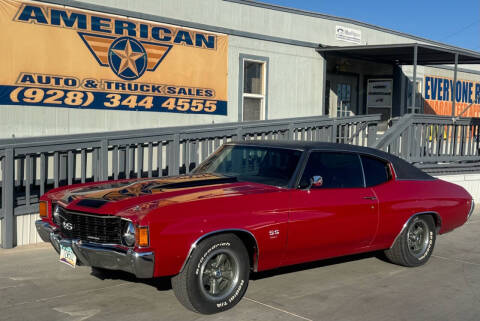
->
(269, 229), (280, 239)
(62, 221), (73, 231)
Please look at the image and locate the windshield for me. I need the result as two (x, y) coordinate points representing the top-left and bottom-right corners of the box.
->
(194, 145), (302, 187)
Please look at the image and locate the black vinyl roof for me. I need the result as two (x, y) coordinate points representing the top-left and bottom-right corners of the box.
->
(229, 140), (434, 181)
(316, 43), (480, 65)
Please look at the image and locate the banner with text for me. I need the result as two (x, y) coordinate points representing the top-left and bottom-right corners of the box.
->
(0, 0), (228, 115)
(424, 76), (480, 117)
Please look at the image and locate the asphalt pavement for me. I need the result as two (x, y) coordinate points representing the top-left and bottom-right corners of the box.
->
(1, 210), (479, 321)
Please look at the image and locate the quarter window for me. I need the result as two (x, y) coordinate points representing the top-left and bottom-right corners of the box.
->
(361, 155), (392, 187)
(242, 60), (266, 121)
(299, 152), (364, 189)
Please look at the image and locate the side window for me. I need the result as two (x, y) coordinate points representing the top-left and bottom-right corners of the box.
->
(361, 155), (392, 187)
(242, 59), (267, 121)
(299, 152), (364, 189)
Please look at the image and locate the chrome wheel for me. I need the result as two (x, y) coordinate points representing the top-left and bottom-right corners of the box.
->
(199, 249), (239, 301)
(407, 219), (430, 258)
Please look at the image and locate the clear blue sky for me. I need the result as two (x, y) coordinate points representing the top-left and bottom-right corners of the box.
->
(264, 0), (480, 51)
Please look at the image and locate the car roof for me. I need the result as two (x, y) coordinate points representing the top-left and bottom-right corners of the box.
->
(226, 140), (434, 181)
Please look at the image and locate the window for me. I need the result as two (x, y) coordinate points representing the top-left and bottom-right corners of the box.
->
(361, 155), (391, 187)
(242, 59), (266, 121)
(336, 83), (352, 117)
(406, 78), (423, 113)
(298, 152), (364, 189)
(194, 145), (301, 187)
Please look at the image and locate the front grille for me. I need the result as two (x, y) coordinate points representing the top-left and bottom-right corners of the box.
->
(58, 208), (122, 244)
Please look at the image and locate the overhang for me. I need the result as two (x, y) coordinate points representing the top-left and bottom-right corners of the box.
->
(316, 43), (480, 65)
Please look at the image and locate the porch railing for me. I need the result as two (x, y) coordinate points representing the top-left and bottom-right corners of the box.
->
(0, 114), (380, 248)
(374, 113), (480, 172)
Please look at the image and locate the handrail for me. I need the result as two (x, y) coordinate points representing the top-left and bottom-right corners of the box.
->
(375, 113), (480, 164)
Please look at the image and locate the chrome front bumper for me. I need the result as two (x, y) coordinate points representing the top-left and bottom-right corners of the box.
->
(468, 200), (475, 220)
(35, 220), (154, 278)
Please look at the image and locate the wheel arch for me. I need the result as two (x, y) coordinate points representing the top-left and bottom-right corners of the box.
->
(389, 211), (442, 249)
(179, 229), (259, 273)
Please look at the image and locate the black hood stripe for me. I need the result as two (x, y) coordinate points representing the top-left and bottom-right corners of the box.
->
(147, 176), (237, 191)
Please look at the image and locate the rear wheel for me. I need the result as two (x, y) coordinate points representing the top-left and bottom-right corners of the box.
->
(385, 215), (436, 267)
(171, 234), (250, 314)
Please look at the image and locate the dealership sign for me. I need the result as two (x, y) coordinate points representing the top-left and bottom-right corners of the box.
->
(335, 25), (361, 44)
(424, 76), (480, 117)
(0, 0), (228, 115)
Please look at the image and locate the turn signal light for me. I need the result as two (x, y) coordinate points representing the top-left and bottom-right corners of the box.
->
(136, 226), (149, 247)
(39, 201), (48, 218)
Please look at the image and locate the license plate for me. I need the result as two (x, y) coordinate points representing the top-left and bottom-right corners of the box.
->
(59, 244), (77, 268)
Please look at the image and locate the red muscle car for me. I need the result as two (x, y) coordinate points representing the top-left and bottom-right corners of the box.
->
(36, 141), (474, 314)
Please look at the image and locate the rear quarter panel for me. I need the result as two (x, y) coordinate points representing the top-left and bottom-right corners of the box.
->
(372, 178), (472, 249)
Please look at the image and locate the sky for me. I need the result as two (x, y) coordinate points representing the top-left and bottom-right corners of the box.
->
(263, 0), (480, 51)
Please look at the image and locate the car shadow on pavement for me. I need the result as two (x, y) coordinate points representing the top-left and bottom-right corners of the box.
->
(88, 251), (388, 291)
(90, 267), (173, 291)
(251, 251), (386, 280)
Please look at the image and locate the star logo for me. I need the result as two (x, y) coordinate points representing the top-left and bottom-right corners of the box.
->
(78, 33), (173, 81)
(108, 37), (147, 80)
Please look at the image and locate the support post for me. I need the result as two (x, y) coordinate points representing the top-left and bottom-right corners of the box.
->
(235, 127), (243, 141)
(452, 53), (459, 117)
(100, 139), (109, 181)
(331, 119), (338, 143)
(321, 52), (328, 116)
(411, 45), (418, 112)
(169, 134), (180, 176)
(287, 123), (295, 140)
(2, 148), (14, 248)
(367, 123), (378, 147)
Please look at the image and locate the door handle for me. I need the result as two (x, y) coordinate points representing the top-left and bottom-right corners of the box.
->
(363, 196), (377, 200)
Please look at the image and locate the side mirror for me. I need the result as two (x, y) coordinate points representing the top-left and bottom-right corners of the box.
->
(310, 175), (323, 188)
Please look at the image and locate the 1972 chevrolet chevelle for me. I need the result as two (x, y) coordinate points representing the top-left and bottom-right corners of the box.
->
(36, 141), (474, 314)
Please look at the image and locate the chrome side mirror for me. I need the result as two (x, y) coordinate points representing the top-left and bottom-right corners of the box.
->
(310, 175), (323, 188)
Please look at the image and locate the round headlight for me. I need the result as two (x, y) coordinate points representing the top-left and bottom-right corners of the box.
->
(122, 222), (135, 247)
(53, 205), (61, 224)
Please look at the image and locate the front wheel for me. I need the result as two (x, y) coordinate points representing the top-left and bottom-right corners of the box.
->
(171, 234), (250, 314)
(385, 215), (436, 267)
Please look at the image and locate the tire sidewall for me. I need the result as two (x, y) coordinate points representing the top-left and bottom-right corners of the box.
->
(186, 234), (250, 314)
(401, 215), (436, 266)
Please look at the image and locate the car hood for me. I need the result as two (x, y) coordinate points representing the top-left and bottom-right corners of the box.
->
(49, 173), (278, 216)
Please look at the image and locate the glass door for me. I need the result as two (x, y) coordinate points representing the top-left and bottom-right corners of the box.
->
(336, 83), (352, 117)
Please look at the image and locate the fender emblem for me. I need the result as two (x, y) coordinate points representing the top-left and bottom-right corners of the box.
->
(269, 230), (280, 239)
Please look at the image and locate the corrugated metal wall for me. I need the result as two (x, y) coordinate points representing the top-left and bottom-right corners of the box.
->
(1, 215), (44, 248)
(16, 213), (43, 246)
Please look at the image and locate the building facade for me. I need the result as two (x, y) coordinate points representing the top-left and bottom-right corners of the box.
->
(0, 0), (479, 138)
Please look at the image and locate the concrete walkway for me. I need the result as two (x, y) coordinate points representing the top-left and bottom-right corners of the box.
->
(1, 211), (479, 321)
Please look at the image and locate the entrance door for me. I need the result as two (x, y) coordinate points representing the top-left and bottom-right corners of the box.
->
(328, 74), (358, 117)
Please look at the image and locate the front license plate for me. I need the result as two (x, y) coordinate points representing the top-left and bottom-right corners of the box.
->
(59, 244), (77, 268)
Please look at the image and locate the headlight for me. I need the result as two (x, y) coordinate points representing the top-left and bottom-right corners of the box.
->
(52, 204), (61, 224)
(122, 221), (135, 247)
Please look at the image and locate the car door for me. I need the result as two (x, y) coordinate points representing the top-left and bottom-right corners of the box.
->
(358, 154), (396, 247)
(285, 151), (379, 265)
